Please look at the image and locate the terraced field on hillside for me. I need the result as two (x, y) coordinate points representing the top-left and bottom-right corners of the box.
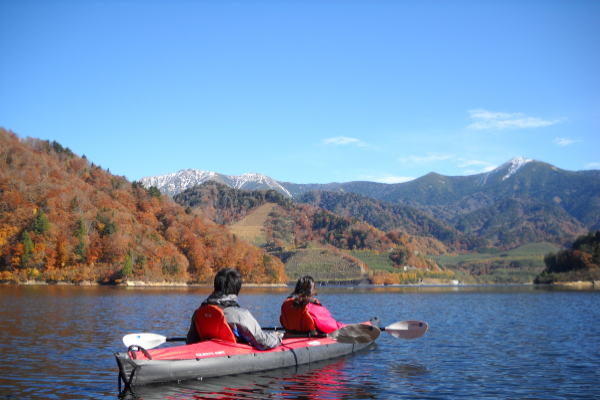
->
(433, 242), (560, 283)
(228, 203), (276, 246)
(284, 247), (366, 282)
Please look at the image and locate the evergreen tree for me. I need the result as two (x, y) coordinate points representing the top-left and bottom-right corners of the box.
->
(21, 232), (34, 268)
(122, 251), (133, 277)
(148, 186), (162, 198)
(32, 211), (50, 234)
(74, 218), (87, 261)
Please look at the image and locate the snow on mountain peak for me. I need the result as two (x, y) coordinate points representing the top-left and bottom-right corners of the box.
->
(140, 169), (292, 197)
(480, 157), (533, 184)
(230, 172), (292, 197)
(232, 172), (268, 187)
(501, 157), (533, 180)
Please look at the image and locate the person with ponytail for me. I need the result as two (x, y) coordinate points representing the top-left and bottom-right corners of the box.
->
(280, 275), (346, 335)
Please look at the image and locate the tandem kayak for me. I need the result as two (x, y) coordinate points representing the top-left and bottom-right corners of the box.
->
(115, 320), (428, 390)
(116, 333), (376, 389)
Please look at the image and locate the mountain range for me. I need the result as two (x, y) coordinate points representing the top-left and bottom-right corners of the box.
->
(141, 170), (292, 198)
(6, 125), (597, 285)
(142, 158), (600, 249)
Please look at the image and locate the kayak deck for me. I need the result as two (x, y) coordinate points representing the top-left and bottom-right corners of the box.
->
(116, 336), (374, 388)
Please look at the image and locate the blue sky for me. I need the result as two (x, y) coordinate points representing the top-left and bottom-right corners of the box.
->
(1, 0), (598, 184)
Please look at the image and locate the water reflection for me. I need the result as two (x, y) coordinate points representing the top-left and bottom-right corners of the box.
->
(120, 356), (378, 400)
(390, 363), (429, 379)
(1, 285), (600, 399)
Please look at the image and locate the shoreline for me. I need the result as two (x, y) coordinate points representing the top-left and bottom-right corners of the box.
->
(0, 280), (288, 288)
(551, 280), (599, 289)
(2, 279), (599, 289)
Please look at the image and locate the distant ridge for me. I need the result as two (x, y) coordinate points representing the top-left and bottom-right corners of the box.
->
(144, 158), (600, 248)
(140, 169), (292, 197)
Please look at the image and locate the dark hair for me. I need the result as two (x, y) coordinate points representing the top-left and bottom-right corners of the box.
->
(291, 275), (315, 298)
(212, 268), (242, 297)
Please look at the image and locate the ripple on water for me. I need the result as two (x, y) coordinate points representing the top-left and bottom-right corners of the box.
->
(119, 356), (377, 400)
(1, 286), (600, 399)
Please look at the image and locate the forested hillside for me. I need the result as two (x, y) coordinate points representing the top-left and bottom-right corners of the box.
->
(146, 158), (600, 251)
(0, 129), (285, 284)
(299, 188), (585, 250)
(175, 182), (399, 252)
(8, 126), (590, 285)
(535, 231), (600, 284)
(297, 190), (483, 250)
(283, 160), (600, 249)
(174, 182), (292, 225)
(452, 197), (585, 248)
(174, 182), (446, 271)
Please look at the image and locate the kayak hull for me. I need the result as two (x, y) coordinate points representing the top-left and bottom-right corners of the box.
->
(116, 337), (373, 387)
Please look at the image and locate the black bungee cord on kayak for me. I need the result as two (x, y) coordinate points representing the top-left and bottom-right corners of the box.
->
(117, 345), (152, 395)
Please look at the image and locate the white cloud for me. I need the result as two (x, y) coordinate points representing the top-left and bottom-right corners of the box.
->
(586, 162), (600, 170)
(398, 153), (454, 163)
(457, 159), (492, 168)
(322, 136), (367, 147)
(457, 159), (496, 174)
(462, 165), (497, 175)
(469, 110), (515, 120)
(554, 137), (578, 146)
(467, 109), (562, 130)
(358, 173), (415, 183)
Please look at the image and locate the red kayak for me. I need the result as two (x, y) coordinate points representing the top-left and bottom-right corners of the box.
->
(116, 325), (379, 389)
(116, 320), (429, 390)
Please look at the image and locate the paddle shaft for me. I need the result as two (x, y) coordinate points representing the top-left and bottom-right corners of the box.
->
(165, 322), (421, 337)
(155, 328), (283, 344)
(123, 320), (426, 349)
(147, 326), (356, 344)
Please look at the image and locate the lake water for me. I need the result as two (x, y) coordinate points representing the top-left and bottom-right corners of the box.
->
(1, 284), (599, 399)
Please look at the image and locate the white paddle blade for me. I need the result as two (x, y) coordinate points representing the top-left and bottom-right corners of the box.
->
(330, 324), (381, 344)
(123, 333), (167, 349)
(385, 320), (428, 339)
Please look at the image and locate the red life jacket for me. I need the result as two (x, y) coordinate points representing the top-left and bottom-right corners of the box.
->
(192, 304), (237, 343)
(280, 297), (318, 333)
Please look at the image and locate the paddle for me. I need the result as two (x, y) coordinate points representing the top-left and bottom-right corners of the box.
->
(123, 323), (381, 349)
(122, 320), (427, 349)
(123, 333), (186, 349)
(380, 320), (428, 339)
(329, 323), (381, 343)
(265, 320), (428, 340)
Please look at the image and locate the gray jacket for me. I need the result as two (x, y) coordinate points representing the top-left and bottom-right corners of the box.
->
(186, 294), (281, 350)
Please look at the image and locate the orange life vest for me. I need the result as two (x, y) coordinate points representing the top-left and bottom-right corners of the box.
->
(192, 304), (237, 343)
(280, 297), (318, 333)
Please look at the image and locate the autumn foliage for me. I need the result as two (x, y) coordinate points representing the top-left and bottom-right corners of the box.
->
(175, 181), (425, 253)
(535, 231), (600, 283)
(173, 181), (447, 281)
(0, 129), (286, 284)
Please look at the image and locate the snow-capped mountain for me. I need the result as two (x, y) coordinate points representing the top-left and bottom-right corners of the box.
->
(480, 156), (533, 184)
(139, 159), (600, 250)
(493, 156), (533, 181)
(140, 169), (292, 197)
(501, 156), (533, 180)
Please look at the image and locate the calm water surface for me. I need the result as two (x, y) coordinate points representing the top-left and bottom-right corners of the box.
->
(1, 285), (599, 399)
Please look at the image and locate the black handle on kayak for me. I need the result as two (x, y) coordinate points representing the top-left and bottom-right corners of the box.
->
(166, 337), (186, 342)
(128, 345), (153, 360)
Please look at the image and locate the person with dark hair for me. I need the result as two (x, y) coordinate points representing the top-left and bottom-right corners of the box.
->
(186, 268), (282, 350)
(280, 275), (346, 335)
